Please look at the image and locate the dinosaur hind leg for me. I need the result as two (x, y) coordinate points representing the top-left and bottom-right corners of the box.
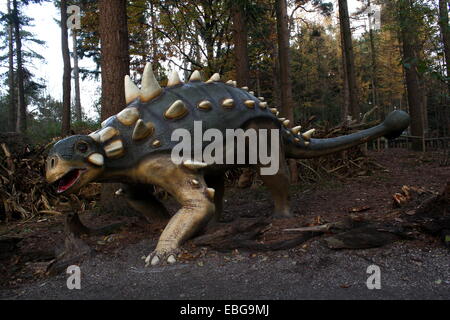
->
(121, 184), (170, 222)
(258, 160), (292, 218)
(205, 172), (225, 223)
(244, 118), (292, 219)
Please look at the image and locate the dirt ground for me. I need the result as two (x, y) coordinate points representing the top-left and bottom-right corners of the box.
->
(0, 148), (449, 300)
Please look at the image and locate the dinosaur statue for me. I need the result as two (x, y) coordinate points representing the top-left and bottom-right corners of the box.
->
(46, 63), (410, 266)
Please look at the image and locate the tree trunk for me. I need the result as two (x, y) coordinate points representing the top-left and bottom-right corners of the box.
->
(275, 0), (298, 183)
(271, 41), (281, 107)
(340, 28), (350, 122)
(98, 0), (131, 215)
(338, 0), (360, 120)
(12, 0), (26, 134)
(7, 0), (16, 133)
(439, 0), (450, 136)
(398, 0), (425, 151)
(275, 0), (294, 122)
(150, 1), (158, 70)
(98, 0), (130, 120)
(439, 0), (450, 93)
(72, 30), (82, 123)
(368, 0), (380, 120)
(61, 0), (72, 136)
(231, 2), (250, 87)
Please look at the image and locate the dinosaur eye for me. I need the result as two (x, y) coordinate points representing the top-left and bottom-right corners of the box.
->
(76, 142), (89, 153)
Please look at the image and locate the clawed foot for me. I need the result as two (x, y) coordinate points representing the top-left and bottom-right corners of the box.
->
(143, 249), (180, 267)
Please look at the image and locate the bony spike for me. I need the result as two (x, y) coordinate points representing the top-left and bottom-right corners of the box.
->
(302, 129), (316, 140)
(141, 63), (162, 102)
(124, 75), (141, 104)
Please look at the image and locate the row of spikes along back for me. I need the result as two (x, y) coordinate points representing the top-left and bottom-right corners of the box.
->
(85, 63), (316, 167)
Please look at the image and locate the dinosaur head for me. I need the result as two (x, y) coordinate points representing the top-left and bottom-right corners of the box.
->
(46, 135), (105, 194)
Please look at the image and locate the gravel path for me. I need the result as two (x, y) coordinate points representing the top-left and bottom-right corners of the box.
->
(2, 238), (449, 300)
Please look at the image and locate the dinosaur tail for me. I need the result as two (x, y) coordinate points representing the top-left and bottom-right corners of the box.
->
(286, 110), (411, 159)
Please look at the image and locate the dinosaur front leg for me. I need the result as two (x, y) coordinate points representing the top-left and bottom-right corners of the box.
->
(145, 175), (215, 266)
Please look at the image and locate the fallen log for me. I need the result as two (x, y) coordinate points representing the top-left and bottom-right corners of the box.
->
(284, 218), (356, 233)
(193, 218), (324, 252)
(0, 237), (22, 259)
(324, 226), (405, 250)
(405, 183), (450, 247)
(46, 209), (124, 275)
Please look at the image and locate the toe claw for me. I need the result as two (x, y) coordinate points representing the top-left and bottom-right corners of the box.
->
(151, 255), (160, 266)
(167, 255), (176, 264)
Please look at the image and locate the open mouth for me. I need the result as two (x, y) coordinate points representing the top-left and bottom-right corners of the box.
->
(55, 169), (85, 193)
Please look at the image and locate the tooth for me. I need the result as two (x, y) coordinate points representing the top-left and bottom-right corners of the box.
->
(226, 80), (236, 87)
(259, 102), (268, 109)
(87, 153), (104, 166)
(117, 107), (140, 126)
(98, 127), (118, 143)
(249, 91), (255, 95)
(233, 81), (237, 87)
(278, 118), (286, 122)
(132, 120), (155, 141)
(124, 75), (141, 105)
(183, 160), (208, 171)
(189, 70), (202, 82)
(167, 70), (183, 87)
(292, 126), (302, 135)
(104, 140), (124, 158)
(302, 129), (316, 140)
(164, 100), (189, 120)
(241, 86), (249, 91)
(198, 100), (213, 111)
(245, 100), (256, 109)
(259, 97), (265, 101)
(283, 120), (290, 127)
(222, 99), (235, 109)
(206, 73), (220, 83)
(206, 188), (215, 200)
(305, 141), (311, 146)
(191, 179), (200, 186)
(270, 108), (278, 114)
(152, 140), (161, 148)
(141, 63), (163, 102)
